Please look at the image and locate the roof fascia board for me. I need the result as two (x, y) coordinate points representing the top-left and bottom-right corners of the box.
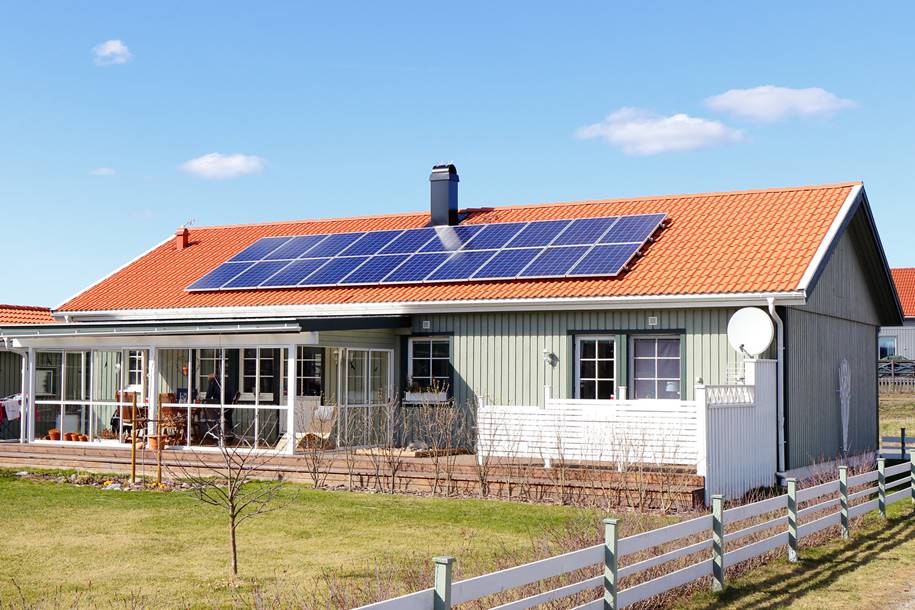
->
(55, 291), (807, 322)
(52, 233), (175, 314)
(797, 183), (862, 293)
(9, 331), (320, 351)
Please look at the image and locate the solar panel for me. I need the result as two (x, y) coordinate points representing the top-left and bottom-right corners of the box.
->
(519, 246), (590, 278)
(229, 237), (291, 262)
(419, 225), (484, 252)
(187, 212), (666, 291)
(427, 250), (497, 281)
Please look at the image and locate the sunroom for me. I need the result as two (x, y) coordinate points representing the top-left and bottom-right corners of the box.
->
(4, 318), (407, 452)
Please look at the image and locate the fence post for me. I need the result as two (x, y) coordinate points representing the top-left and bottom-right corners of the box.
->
(786, 478), (798, 561)
(878, 457), (886, 518)
(712, 494), (725, 592)
(839, 466), (849, 540)
(910, 452), (914, 508)
(603, 518), (619, 610)
(902, 427), (907, 460)
(695, 382), (708, 480)
(433, 556), (454, 610)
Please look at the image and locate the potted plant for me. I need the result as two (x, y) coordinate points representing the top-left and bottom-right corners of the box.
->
(48, 428), (61, 441)
(403, 380), (448, 403)
(147, 435), (165, 450)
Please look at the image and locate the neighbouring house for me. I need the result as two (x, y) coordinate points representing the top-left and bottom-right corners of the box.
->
(0, 305), (55, 440)
(0, 167), (901, 499)
(879, 268), (915, 359)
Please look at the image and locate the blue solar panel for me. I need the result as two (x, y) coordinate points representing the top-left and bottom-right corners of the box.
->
(519, 246), (589, 277)
(570, 243), (640, 276)
(427, 250), (497, 281)
(340, 254), (410, 284)
(381, 252), (450, 283)
(472, 248), (541, 279)
(507, 219), (572, 248)
(229, 237), (292, 262)
(461, 222), (527, 250)
(600, 213), (665, 244)
(301, 232), (366, 258)
(224, 261), (290, 289)
(552, 217), (618, 246)
(188, 212), (667, 291)
(419, 225), (484, 252)
(262, 258), (328, 287)
(266, 234), (329, 260)
(341, 230), (406, 256)
(188, 262), (254, 290)
(300, 256), (369, 285)
(378, 227), (436, 254)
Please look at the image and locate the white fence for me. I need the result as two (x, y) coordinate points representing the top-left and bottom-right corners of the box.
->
(356, 458), (915, 610)
(476, 360), (778, 501)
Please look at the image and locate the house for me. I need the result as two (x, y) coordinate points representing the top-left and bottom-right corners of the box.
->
(0, 167), (901, 490)
(0, 305), (55, 440)
(879, 268), (915, 359)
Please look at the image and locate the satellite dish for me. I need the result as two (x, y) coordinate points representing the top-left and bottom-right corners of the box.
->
(727, 307), (775, 357)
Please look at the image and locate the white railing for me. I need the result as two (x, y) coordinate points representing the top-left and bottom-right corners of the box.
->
(477, 397), (700, 468)
(356, 458), (915, 610)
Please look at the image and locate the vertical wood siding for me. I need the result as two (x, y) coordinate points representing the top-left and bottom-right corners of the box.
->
(413, 308), (743, 407)
(879, 321), (915, 359)
(0, 351), (22, 397)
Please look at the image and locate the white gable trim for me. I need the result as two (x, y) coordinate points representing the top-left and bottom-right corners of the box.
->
(796, 183), (862, 293)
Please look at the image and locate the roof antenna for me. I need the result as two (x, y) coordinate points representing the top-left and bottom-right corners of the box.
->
(182, 218), (196, 228)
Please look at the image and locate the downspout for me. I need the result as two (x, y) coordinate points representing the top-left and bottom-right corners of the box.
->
(767, 297), (786, 473)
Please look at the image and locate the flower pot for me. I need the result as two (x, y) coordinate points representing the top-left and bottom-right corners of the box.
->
(48, 430), (61, 441)
(147, 435), (165, 450)
(79, 435), (89, 442)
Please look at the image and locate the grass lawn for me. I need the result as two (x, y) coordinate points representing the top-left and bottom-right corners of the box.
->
(0, 468), (636, 608)
(879, 391), (915, 438)
(674, 501), (915, 609)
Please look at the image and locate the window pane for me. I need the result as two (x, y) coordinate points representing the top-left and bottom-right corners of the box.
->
(597, 360), (614, 379)
(579, 380), (596, 399)
(634, 358), (655, 378)
(658, 359), (680, 379)
(633, 338), (655, 357)
(431, 359), (450, 379)
(657, 338), (680, 358)
(580, 341), (595, 359)
(412, 359), (430, 377)
(659, 380), (681, 399)
(634, 379), (656, 399)
(431, 341), (450, 358)
(597, 340), (614, 359)
(597, 380), (614, 399)
(412, 341), (431, 358)
(580, 360), (596, 379)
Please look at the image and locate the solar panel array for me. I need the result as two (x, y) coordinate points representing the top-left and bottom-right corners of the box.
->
(187, 213), (666, 291)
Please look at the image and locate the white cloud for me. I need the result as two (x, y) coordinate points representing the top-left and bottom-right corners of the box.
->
(705, 85), (856, 122)
(180, 153), (266, 179)
(92, 39), (133, 66)
(89, 167), (116, 176)
(574, 107), (743, 155)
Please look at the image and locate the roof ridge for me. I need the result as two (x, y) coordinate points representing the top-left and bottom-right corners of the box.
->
(0, 304), (50, 311)
(189, 181), (861, 232)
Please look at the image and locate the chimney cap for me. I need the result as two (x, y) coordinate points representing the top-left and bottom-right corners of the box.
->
(430, 163), (458, 180)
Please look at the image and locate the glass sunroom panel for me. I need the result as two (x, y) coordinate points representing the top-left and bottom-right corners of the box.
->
(92, 351), (121, 441)
(370, 351), (390, 403)
(346, 350), (368, 405)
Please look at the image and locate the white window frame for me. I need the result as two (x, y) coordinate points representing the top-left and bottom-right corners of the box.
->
(407, 337), (451, 393)
(878, 336), (897, 359)
(574, 335), (616, 400)
(630, 335), (682, 400)
(296, 346), (323, 397)
(239, 348), (277, 403)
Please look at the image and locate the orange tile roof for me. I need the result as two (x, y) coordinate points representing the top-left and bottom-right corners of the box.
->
(0, 305), (56, 325)
(891, 268), (915, 318)
(58, 182), (858, 313)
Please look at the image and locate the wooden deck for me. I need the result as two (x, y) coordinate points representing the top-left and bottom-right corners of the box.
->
(0, 441), (705, 509)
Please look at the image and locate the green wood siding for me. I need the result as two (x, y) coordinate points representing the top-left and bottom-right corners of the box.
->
(412, 308), (744, 407)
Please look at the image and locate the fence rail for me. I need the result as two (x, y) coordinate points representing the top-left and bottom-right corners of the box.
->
(356, 456), (915, 610)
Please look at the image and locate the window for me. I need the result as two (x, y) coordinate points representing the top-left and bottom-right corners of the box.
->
(632, 336), (681, 399)
(241, 348), (276, 402)
(197, 349), (222, 398)
(126, 350), (144, 389)
(879, 336), (897, 359)
(297, 346), (323, 397)
(576, 336), (615, 399)
(408, 338), (451, 392)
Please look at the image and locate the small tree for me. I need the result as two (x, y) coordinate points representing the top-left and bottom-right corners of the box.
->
(168, 419), (287, 577)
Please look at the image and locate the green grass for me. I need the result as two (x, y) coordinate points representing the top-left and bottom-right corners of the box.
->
(674, 501), (915, 609)
(879, 392), (915, 438)
(0, 468), (615, 608)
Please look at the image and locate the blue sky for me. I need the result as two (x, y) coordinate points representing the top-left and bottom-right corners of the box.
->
(2, 2), (914, 307)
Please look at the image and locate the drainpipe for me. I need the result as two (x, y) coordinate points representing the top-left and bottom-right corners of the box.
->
(767, 297), (786, 473)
